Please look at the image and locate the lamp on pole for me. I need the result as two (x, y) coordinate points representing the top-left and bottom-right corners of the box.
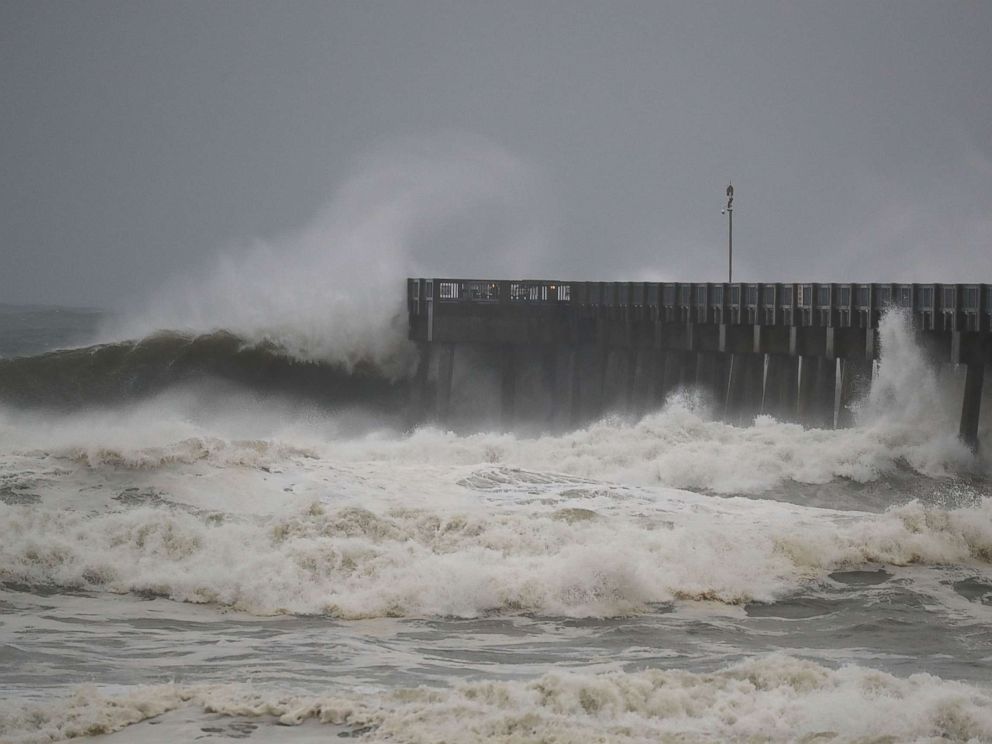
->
(721, 183), (734, 283)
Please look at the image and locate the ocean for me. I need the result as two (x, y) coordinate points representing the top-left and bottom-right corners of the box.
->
(0, 304), (990, 743)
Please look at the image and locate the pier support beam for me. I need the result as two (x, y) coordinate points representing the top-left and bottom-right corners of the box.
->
(836, 358), (872, 428)
(763, 354), (798, 421)
(602, 347), (632, 413)
(815, 357), (838, 428)
(725, 353), (764, 424)
(960, 363), (984, 451)
(660, 350), (691, 402)
(410, 342), (430, 424)
(625, 347), (637, 413)
(695, 352), (728, 409)
(796, 356), (815, 424)
(552, 346), (581, 431)
(952, 330), (987, 451)
(575, 344), (607, 422)
(795, 356), (835, 428)
(630, 346), (661, 413)
(796, 356), (818, 426)
(540, 345), (557, 428)
(500, 344), (516, 430)
(436, 343), (454, 423)
(866, 327), (879, 362)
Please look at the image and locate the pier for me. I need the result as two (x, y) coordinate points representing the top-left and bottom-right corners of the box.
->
(408, 279), (991, 447)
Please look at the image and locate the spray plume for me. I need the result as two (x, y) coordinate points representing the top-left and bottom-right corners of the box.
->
(103, 134), (551, 377)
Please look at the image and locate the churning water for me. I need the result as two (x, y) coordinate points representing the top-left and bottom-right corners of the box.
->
(0, 306), (990, 743)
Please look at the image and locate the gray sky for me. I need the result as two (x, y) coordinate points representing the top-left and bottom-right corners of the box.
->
(2, 1), (991, 310)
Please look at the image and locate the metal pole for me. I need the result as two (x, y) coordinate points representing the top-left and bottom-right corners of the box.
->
(723, 183), (734, 283)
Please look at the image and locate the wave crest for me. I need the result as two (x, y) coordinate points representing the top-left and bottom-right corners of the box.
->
(0, 330), (406, 410)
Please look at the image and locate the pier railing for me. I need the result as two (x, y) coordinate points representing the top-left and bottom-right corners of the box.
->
(408, 279), (991, 333)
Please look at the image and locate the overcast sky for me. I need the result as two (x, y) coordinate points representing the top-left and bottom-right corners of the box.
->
(2, 1), (991, 309)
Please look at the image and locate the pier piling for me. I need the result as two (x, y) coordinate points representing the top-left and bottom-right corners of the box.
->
(960, 364), (985, 451)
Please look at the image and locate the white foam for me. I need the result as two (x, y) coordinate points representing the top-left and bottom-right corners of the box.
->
(0, 392), (977, 501)
(3, 656), (991, 743)
(0, 310), (988, 619)
(1, 482), (988, 619)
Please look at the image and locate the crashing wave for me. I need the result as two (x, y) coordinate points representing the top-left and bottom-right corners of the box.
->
(2, 493), (989, 618)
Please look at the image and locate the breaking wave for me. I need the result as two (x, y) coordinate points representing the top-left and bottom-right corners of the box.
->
(2, 488), (989, 618)
(0, 331), (407, 411)
(3, 655), (992, 743)
(100, 134), (550, 374)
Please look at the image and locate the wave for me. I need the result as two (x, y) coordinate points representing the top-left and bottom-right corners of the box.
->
(0, 310), (985, 487)
(0, 330), (408, 412)
(2, 489), (989, 618)
(3, 655), (991, 743)
(0, 392), (983, 503)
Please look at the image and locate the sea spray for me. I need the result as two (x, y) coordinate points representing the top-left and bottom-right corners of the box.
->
(856, 308), (962, 431)
(99, 135), (552, 375)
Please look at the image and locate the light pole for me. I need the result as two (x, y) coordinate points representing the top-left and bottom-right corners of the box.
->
(722, 183), (734, 283)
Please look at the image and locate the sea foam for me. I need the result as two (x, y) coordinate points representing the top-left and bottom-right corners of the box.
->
(3, 656), (991, 743)
(2, 488), (989, 618)
(0, 308), (988, 619)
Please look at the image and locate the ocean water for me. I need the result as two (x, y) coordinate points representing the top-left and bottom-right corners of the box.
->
(0, 307), (990, 743)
